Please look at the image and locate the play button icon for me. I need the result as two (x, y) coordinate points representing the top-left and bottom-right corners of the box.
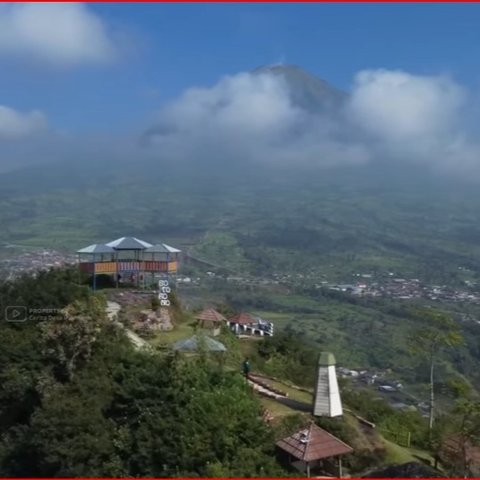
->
(5, 306), (27, 322)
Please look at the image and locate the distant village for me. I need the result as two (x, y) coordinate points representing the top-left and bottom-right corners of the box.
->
(0, 248), (76, 280)
(336, 366), (431, 418)
(178, 269), (480, 306)
(2, 247), (480, 308)
(328, 274), (480, 304)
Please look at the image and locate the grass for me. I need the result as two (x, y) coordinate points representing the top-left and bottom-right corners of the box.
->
(259, 397), (299, 417)
(260, 378), (314, 404)
(382, 439), (419, 464)
(149, 322), (196, 347)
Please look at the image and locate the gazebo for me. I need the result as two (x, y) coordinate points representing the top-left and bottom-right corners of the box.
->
(76, 236), (181, 289)
(195, 308), (227, 336)
(276, 422), (353, 477)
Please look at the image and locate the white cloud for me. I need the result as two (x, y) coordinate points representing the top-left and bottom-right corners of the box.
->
(347, 69), (480, 170)
(1, 66), (478, 178)
(348, 70), (465, 140)
(143, 67), (480, 176)
(0, 3), (117, 67)
(0, 105), (47, 139)
(145, 72), (370, 166)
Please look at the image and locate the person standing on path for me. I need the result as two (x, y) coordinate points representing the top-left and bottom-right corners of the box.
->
(242, 358), (251, 380)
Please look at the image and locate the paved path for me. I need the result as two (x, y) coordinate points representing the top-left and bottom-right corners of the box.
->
(248, 375), (313, 412)
(106, 301), (121, 320)
(248, 379), (286, 399)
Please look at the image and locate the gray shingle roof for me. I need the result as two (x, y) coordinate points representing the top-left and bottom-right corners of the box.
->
(172, 335), (226, 352)
(76, 244), (115, 254)
(106, 237), (153, 249)
(145, 243), (182, 254)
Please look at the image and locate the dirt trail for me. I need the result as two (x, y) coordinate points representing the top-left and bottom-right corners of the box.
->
(106, 301), (152, 351)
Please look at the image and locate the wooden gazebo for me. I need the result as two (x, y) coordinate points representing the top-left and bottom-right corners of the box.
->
(276, 422), (353, 477)
(195, 308), (227, 335)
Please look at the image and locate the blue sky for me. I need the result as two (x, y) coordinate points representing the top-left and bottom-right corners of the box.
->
(2, 3), (480, 134)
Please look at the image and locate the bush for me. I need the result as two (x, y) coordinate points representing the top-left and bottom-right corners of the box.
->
(345, 447), (387, 474)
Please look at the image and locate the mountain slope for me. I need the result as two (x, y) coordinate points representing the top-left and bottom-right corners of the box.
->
(252, 64), (346, 112)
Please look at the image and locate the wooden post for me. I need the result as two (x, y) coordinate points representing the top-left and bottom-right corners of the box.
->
(115, 251), (119, 288)
(92, 253), (96, 291)
(338, 457), (343, 478)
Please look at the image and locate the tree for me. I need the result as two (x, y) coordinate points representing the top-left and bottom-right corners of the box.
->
(453, 399), (480, 477)
(0, 268), (288, 477)
(433, 396), (480, 478)
(40, 296), (107, 382)
(150, 295), (160, 312)
(409, 309), (463, 435)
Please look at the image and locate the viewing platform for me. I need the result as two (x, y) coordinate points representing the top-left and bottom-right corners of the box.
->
(77, 236), (181, 289)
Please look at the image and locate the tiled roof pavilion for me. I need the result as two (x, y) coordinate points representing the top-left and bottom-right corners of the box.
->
(276, 422), (353, 477)
(195, 308), (227, 323)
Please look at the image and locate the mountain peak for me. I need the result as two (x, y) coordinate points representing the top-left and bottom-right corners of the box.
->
(252, 64), (346, 112)
(253, 63), (307, 74)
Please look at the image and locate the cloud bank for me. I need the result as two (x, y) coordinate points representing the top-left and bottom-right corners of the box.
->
(143, 67), (480, 176)
(0, 3), (117, 67)
(144, 72), (371, 167)
(1, 65), (479, 179)
(0, 105), (47, 140)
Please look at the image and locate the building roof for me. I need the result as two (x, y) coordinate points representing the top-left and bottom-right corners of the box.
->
(276, 422), (353, 462)
(76, 244), (115, 254)
(229, 312), (257, 325)
(319, 352), (336, 366)
(195, 308), (227, 323)
(145, 243), (181, 254)
(106, 237), (153, 250)
(172, 335), (227, 352)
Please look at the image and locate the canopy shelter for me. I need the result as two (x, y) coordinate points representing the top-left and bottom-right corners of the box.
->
(276, 422), (353, 477)
(172, 335), (227, 353)
(76, 236), (181, 290)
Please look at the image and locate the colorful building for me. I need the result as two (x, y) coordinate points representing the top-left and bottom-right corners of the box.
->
(77, 236), (181, 289)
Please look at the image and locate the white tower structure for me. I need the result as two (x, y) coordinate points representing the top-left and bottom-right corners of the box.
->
(313, 352), (343, 417)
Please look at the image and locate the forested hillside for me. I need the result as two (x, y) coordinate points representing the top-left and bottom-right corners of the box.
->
(1, 268), (479, 477)
(0, 269), (282, 477)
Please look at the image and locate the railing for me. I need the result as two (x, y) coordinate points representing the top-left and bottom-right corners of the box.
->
(79, 260), (178, 274)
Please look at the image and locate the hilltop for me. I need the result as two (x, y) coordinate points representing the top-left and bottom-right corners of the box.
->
(252, 64), (346, 112)
(0, 268), (452, 477)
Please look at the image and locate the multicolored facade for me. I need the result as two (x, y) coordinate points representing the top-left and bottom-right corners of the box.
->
(77, 236), (181, 289)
